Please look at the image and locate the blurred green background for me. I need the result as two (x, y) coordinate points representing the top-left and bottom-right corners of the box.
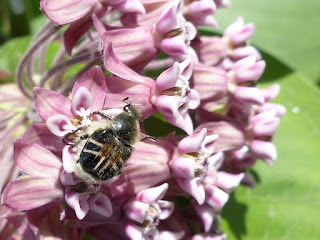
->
(0, 0), (319, 239)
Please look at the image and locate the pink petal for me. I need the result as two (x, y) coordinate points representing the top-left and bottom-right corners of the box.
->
(104, 76), (156, 117)
(158, 200), (174, 220)
(124, 222), (143, 240)
(224, 17), (254, 45)
(178, 128), (207, 153)
(156, 3), (179, 34)
(177, 177), (205, 205)
(111, 163), (171, 201)
(250, 140), (277, 164)
(196, 122), (245, 152)
(46, 114), (72, 137)
(191, 15), (219, 28)
(127, 140), (172, 166)
(2, 177), (63, 211)
(159, 231), (185, 240)
(113, 0), (146, 14)
(103, 42), (152, 84)
(156, 62), (180, 91)
(62, 146), (76, 173)
(257, 103), (286, 117)
(161, 35), (189, 60)
(188, 89), (201, 109)
(215, 172), (244, 192)
(235, 60), (265, 82)
(72, 66), (106, 112)
(22, 123), (64, 151)
(261, 84), (280, 101)
(193, 202), (215, 232)
(252, 117), (280, 137)
(204, 185), (229, 211)
(63, 8), (106, 55)
(155, 95), (179, 117)
(71, 86), (93, 116)
(60, 171), (78, 186)
(164, 112), (194, 135)
(232, 46), (261, 60)
(102, 26), (159, 71)
(88, 193), (113, 217)
(189, 0), (216, 16)
(40, 0), (97, 25)
(124, 200), (149, 223)
(14, 139), (62, 178)
(192, 64), (228, 101)
(65, 191), (89, 220)
(234, 86), (265, 105)
(171, 156), (196, 178)
(34, 87), (72, 120)
(136, 183), (169, 204)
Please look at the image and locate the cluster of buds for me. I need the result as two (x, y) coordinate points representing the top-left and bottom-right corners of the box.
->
(0, 0), (285, 239)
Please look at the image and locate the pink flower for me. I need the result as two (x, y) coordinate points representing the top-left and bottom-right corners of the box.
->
(153, 58), (200, 135)
(41, 0), (146, 54)
(110, 139), (172, 202)
(103, 43), (200, 134)
(123, 183), (176, 240)
(93, 15), (160, 71)
(34, 66), (106, 138)
(185, 0), (218, 28)
(32, 66), (115, 220)
(0, 84), (32, 192)
(223, 16), (255, 46)
(170, 129), (244, 210)
(1, 139), (64, 211)
(155, 0), (198, 61)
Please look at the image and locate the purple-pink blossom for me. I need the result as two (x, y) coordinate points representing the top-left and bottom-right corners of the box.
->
(0, 1), (286, 239)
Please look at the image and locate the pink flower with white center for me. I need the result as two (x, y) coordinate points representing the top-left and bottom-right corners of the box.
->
(103, 43), (200, 134)
(32, 66), (114, 220)
(156, 0), (198, 61)
(153, 58), (200, 135)
(170, 128), (244, 210)
(34, 66), (106, 140)
(123, 183), (176, 240)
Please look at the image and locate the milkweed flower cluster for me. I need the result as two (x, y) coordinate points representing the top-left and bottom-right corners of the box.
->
(0, 0), (285, 239)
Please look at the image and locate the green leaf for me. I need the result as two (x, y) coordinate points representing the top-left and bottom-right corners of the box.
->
(0, 36), (31, 81)
(216, 1), (320, 83)
(143, 112), (186, 137)
(220, 53), (320, 239)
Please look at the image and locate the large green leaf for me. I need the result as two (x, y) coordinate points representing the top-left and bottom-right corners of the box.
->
(220, 53), (320, 239)
(216, 0), (320, 83)
(0, 36), (31, 81)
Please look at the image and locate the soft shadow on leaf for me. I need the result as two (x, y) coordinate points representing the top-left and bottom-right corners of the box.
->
(221, 191), (248, 240)
(259, 49), (293, 83)
(249, 169), (261, 184)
